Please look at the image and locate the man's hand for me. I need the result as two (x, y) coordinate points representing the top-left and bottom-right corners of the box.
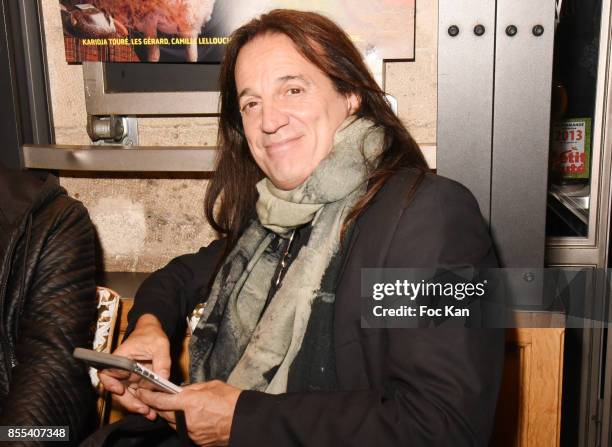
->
(136, 380), (242, 447)
(98, 314), (171, 420)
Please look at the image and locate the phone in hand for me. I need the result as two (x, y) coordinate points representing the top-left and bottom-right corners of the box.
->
(73, 347), (182, 394)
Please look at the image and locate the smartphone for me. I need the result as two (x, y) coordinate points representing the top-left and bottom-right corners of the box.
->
(73, 347), (182, 394)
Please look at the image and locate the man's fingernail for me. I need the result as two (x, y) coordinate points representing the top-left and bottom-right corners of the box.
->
(138, 406), (149, 414)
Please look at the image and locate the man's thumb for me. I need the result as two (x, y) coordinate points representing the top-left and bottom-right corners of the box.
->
(152, 346), (171, 379)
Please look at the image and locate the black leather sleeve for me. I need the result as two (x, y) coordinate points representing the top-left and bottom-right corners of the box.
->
(0, 198), (98, 444)
(229, 177), (505, 447)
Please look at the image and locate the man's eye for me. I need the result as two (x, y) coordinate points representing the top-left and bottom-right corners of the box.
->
(241, 101), (259, 112)
(287, 88), (302, 95)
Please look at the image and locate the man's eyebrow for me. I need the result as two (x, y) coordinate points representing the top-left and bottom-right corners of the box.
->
(278, 74), (309, 84)
(238, 87), (254, 100)
(237, 75), (310, 99)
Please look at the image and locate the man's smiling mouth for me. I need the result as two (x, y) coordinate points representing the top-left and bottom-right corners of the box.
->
(264, 135), (303, 153)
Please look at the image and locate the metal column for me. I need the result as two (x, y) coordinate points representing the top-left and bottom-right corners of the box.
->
(491, 1), (555, 268)
(0, 0), (22, 169)
(438, 0), (555, 268)
(437, 0), (495, 223)
(0, 0), (52, 169)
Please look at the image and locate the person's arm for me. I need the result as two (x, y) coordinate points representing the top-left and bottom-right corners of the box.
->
(0, 199), (98, 443)
(127, 239), (226, 338)
(228, 177), (505, 447)
(101, 239), (226, 420)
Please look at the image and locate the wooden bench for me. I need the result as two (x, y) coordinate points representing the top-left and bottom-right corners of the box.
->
(101, 298), (565, 446)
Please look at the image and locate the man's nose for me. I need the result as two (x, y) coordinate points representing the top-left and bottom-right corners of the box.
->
(261, 101), (289, 134)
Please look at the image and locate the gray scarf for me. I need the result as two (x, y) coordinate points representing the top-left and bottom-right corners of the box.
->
(189, 117), (383, 393)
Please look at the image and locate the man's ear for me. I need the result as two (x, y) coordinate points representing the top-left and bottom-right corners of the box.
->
(346, 93), (361, 115)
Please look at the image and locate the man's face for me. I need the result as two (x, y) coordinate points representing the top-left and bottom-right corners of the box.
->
(235, 33), (358, 190)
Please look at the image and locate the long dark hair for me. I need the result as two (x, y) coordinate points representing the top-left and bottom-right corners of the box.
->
(205, 9), (428, 255)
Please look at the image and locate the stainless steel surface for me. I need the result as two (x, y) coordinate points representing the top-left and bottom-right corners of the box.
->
(546, 0), (612, 268)
(549, 183), (590, 224)
(602, 310), (612, 446)
(16, 0), (53, 145)
(544, 4), (612, 443)
(437, 0), (495, 222)
(83, 62), (220, 116)
(21, 143), (435, 172)
(119, 116), (139, 146)
(22, 144), (217, 172)
(0, 0), (22, 169)
(491, 0), (555, 268)
(1, 0), (53, 168)
(546, 248), (602, 267)
(546, 264), (606, 447)
(579, 325), (606, 447)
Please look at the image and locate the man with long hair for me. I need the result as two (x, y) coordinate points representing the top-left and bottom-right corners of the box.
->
(97, 10), (503, 446)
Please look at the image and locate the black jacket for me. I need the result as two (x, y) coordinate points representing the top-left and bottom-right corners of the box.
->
(130, 169), (505, 446)
(0, 166), (98, 444)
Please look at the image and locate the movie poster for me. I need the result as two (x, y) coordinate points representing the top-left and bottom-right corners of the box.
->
(59, 0), (415, 63)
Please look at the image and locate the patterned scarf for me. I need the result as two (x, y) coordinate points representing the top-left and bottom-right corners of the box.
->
(189, 117), (383, 393)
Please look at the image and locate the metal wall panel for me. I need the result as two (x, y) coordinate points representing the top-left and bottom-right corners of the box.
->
(491, 1), (555, 267)
(0, 0), (22, 169)
(83, 62), (220, 116)
(15, 0), (53, 145)
(603, 319), (612, 447)
(437, 0), (495, 222)
(0, 0), (52, 169)
(22, 144), (217, 172)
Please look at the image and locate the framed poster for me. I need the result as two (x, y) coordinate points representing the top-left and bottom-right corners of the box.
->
(59, 0), (415, 64)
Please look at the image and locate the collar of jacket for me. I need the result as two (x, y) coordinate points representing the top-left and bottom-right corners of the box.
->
(0, 164), (64, 254)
